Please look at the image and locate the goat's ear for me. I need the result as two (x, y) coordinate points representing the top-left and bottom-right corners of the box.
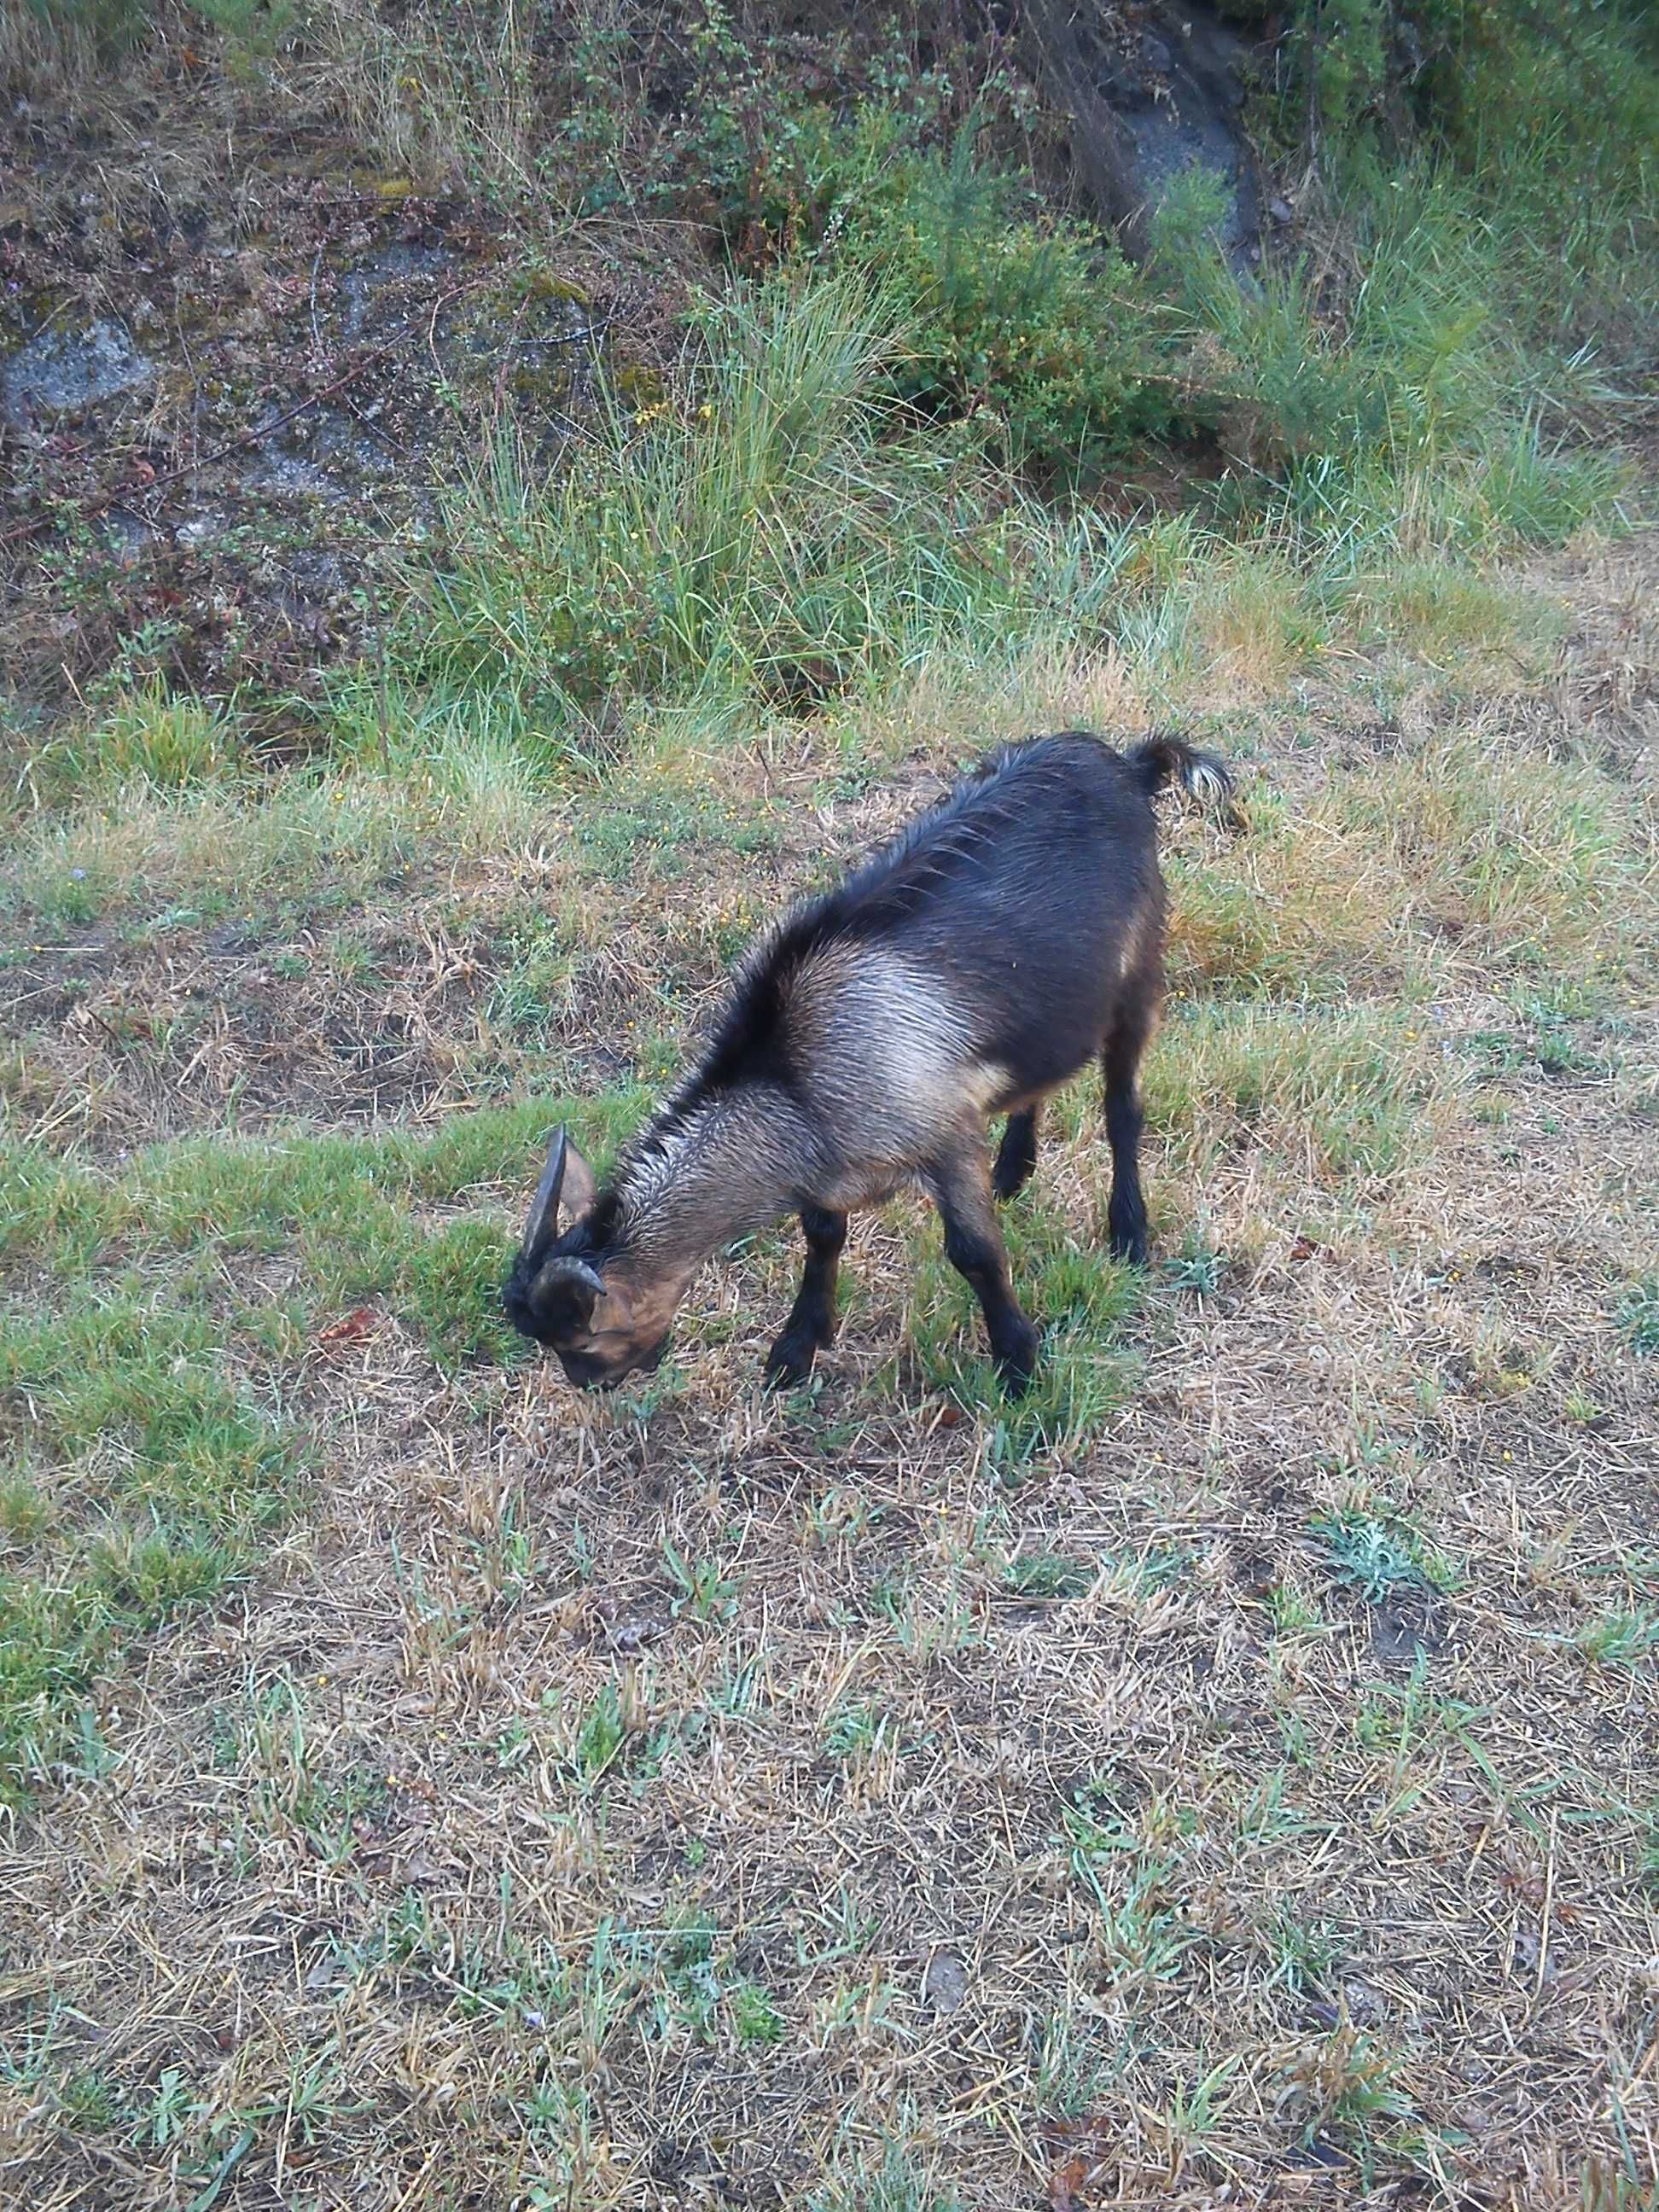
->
(561, 1136), (598, 1225)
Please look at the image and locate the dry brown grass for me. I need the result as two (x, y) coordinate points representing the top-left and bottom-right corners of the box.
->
(1, 538), (1657, 2210)
(0, 0), (530, 186)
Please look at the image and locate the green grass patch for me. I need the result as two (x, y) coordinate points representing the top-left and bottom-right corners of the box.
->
(24, 690), (245, 804)
(1001, 1551), (1097, 1600)
(1616, 1278), (1659, 1356)
(366, 269), (1084, 725)
(573, 783), (783, 883)
(906, 1190), (1141, 1469)
(808, 2139), (960, 2212)
(1330, 730), (1650, 985)
(1, 772), (424, 933)
(0, 1088), (662, 1800)
(1574, 1607), (1659, 1672)
(1151, 1002), (1431, 1183)
(1312, 1511), (1430, 1604)
(0, 1283), (297, 1801)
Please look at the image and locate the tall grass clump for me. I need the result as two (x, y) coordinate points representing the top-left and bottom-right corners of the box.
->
(280, 0), (540, 192)
(1127, 0), (1656, 575)
(20, 690), (244, 806)
(1405, 2), (1656, 351)
(2, 0), (154, 82)
(1262, 0), (1656, 357)
(1174, 156), (1639, 568)
(380, 270), (1150, 733)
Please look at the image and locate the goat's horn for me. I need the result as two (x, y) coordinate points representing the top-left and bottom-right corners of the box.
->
(521, 1126), (568, 1260)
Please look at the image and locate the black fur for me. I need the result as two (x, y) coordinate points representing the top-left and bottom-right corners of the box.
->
(672, 731), (1224, 1133)
(763, 1206), (848, 1386)
(992, 1106), (1039, 1201)
(1128, 735), (1220, 796)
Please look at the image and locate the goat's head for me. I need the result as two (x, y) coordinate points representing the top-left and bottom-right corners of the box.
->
(503, 1128), (683, 1388)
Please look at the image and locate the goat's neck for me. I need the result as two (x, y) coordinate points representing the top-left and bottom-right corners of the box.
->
(618, 1086), (806, 1267)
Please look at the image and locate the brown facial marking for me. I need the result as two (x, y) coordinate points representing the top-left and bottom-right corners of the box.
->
(548, 1254), (688, 1388)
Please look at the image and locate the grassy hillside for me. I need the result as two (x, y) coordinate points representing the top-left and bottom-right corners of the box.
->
(2, 4), (1656, 2207)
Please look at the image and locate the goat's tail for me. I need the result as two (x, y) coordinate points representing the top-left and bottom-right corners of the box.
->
(1128, 735), (1237, 816)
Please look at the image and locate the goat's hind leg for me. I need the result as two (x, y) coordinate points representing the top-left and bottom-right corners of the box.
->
(992, 1105), (1039, 1202)
(1101, 1003), (1155, 1267)
(928, 1145), (1040, 1394)
(765, 1207), (847, 1388)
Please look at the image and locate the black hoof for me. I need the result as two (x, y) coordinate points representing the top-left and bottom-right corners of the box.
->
(764, 1335), (819, 1389)
(992, 1324), (1040, 1398)
(1108, 1208), (1149, 1267)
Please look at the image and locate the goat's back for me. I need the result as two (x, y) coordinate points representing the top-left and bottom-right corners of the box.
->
(836, 728), (1159, 1036)
(752, 735), (1167, 1156)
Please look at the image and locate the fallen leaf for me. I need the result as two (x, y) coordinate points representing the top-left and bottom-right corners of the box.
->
(1498, 1870), (1547, 1908)
(1047, 2154), (1092, 2212)
(317, 1306), (378, 1347)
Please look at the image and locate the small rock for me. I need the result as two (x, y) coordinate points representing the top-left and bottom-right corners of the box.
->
(922, 1949), (969, 2015)
(304, 1948), (342, 1993)
(602, 1607), (672, 1655)
(3, 319), (155, 425)
(101, 513), (159, 566)
(243, 451), (342, 501)
(1269, 195), (1295, 225)
(175, 511), (226, 549)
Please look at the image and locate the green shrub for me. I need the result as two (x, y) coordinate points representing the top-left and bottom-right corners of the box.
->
(1297, 0), (1391, 144)
(625, 97), (1186, 480)
(834, 128), (1185, 476)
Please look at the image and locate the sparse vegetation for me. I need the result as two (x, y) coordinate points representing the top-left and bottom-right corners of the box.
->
(3, 1), (1656, 2206)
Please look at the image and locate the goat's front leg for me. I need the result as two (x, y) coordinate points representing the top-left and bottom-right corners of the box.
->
(764, 1207), (847, 1388)
(927, 1146), (1040, 1394)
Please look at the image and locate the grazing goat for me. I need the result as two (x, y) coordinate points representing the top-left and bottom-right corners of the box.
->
(504, 731), (1231, 1394)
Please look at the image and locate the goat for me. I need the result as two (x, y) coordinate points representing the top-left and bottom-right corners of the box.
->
(504, 731), (1231, 1395)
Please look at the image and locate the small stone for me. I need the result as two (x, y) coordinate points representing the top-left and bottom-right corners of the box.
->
(1269, 195), (1295, 225)
(175, 512), (226, 549)
(922, 1950), (969, 2014)
(2, 319), (155, 424)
